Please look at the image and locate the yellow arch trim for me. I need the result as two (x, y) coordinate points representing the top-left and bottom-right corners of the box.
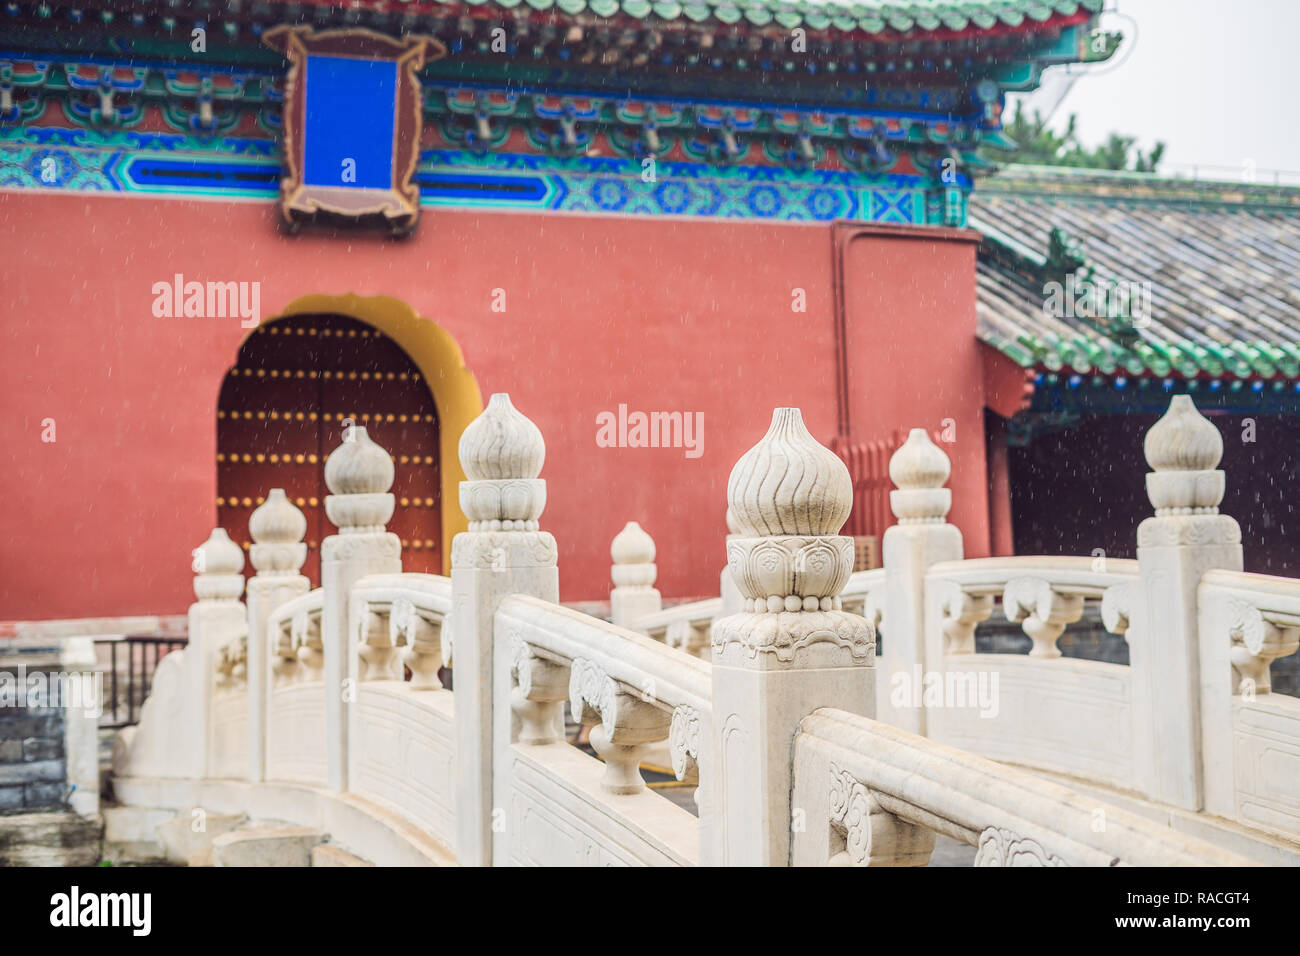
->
(254, 293), (482, 573)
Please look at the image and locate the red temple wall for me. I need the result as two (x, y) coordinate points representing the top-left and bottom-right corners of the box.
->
(840, 229), (990, 557)
(1, 190), (993, 621)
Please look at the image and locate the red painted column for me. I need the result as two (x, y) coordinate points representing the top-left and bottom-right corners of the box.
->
(985, 411), (1014, 557)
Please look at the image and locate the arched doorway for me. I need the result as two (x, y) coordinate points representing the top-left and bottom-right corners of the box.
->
(217, 313), (443, 582)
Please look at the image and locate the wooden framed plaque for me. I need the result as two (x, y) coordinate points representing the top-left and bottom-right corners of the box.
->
(263, 26), (444, 234)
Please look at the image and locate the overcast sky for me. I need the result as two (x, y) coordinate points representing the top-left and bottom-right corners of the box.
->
(1008, 0), (1300, 180)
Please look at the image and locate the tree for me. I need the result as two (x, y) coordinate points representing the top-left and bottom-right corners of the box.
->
(994, 102), (1165, 173)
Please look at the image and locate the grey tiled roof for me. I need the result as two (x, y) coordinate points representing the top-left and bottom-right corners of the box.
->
(971, 166), (1300, 379)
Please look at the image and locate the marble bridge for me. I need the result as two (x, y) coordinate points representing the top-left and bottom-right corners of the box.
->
(108, 394), (1300, 866)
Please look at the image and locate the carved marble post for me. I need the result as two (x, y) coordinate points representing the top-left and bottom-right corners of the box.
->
(321, 426), (402, 791)
(609, 522), (661, 627)
(1129, 396), (1241, 810)
(245, 489), (310, 782)
(719, 507), (745, 617)
(710, 408), (875, 866)
(451, 393), (558, 866)
(881, 429), (963, 734)
(188, 528), (245, 779)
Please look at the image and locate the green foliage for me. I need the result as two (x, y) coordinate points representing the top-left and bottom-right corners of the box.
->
(996, 102), (1165, 172)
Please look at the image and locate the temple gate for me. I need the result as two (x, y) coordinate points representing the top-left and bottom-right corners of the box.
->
(217, 313), (442, 582)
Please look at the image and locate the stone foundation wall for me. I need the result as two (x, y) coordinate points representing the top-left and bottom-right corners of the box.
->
(0, 647), (69, 813)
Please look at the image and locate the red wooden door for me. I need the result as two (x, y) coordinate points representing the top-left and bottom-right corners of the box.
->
(217, 313), (441, 583)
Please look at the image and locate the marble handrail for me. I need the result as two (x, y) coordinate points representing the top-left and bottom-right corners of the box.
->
(350, 573), (453, 683)
(841, 567), (886, 619)
(1198, 570), (1300, 837)
(926, 555), (1139, 658)
(927, 555), (1139, 596)
(497, 594), (711, 795)
(498, 595), (710, 717)
(843, 567), (886, 593)
(351, 572), (453, 617)
(1200, 569), (1300, 697)
(266, 587), (325, 682)
(1201, 569), (1300, 626)
(266, 587), (324, 642)
(792, 707), (1252, 867)
(634, 598), (723, 638)
(632, 597), (723, 659)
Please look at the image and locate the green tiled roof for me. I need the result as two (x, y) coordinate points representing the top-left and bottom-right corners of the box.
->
(972, 168), (1300, 381)
(428, 0), (1101, 33)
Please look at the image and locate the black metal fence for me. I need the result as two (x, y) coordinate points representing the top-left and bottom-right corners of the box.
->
(94, 636), (188, 729)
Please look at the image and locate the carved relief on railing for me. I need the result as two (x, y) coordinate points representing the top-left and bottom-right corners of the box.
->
(727, 536), (856, 616)
(293, 608), (324, 681)
(1003, 577), (1085, 659)
(497, 594), (713, 841)
(215, 631), (248, 691)
(1100, 582), (1134, 642)
(569, 657), (672, 794)
(793, 709), (1251, 867)
(1102, 580), (1133, 632)
(232, 633), (248, 686)
(935, 580), (994, 656)
(973, 826), (1067, 867)
(388, 597), (444, 690)
(1225, 598), (1300, 697)
(826, 761), (935, 867)
(354, 602), (402, 682)
(668, 703), (709, 814)
(669, 705), (701, 784)
(441, 611), (455, 669)
(347, 574), (452, 691)
(665, 618), (710, 659)
(926, 558), (1140, 662)
(859, 580), (888, 637)
(840, 593), (865, 620)
(636, 599), (722, 657)
(508, 633), (569, 744)
(264, 591), (323, 687)
(271, 619), (300, 685)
